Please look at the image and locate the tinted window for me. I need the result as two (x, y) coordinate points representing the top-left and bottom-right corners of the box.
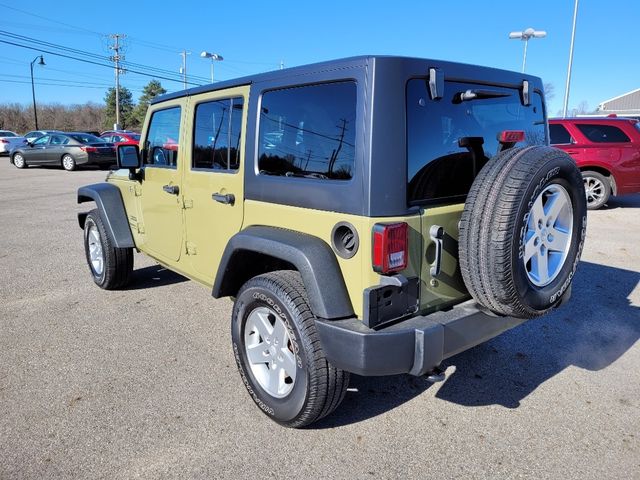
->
(193, 97), (244, 170)
(32, 135), (49, 145)
(0, 131), (16, 137)
(69, 133), (103, 143)
(144, 107), (181, 167)
(258, 82), (356, 180)
(50, 135), (70, 145)
(406, 79), (546, 204)
(130, 134), (141, 141)
(576, 124), (630, 143)
(549, 124), (573, 144)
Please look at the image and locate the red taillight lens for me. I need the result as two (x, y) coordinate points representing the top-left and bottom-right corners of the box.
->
(0, 139), (9, 144)
(81, 146), (97, 152)
(372, 222), (408, 274)
(498, 130), (525, 143)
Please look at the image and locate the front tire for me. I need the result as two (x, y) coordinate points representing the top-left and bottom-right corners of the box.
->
(12, 153), (26, 169)
(83, 209), (133, 289)
(582, 170), (610, 210)
(62, 154), (77, 171)
(231, 271), (349, 428)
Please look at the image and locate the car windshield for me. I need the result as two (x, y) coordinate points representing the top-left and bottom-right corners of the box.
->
(69, 133), (104, 144)
(635, 122), (640, 134)
(0, 131), (16, 137)
(130, 134), (141, 141)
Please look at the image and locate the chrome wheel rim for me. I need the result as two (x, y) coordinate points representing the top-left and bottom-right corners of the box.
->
(584, 176), (606, 207)
(62, 156), (74, 170)
(87, 224), (104, 276)
(244, 306), (297, 398)
(523, 184), (574, 287)
(13, 154), (24, 168)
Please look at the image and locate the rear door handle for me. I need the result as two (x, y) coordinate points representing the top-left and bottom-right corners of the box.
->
(212, 192), (235, 205)
(565, 150), (580, 155)
(162, 184), (179, 195)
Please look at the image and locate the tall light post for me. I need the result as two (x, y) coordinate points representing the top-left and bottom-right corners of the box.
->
(562, 0), (579, 118)
(200, 51), (223, 83)
(509, 28), (547, 73)
(30, 55), (45, 129)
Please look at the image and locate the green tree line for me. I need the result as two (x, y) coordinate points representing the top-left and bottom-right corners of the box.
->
(0, 80), (166, 133)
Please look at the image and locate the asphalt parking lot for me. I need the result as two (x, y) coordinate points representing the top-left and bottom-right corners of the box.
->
(0, 159), (638, 479)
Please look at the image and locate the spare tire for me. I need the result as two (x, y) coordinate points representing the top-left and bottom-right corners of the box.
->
(459, 146), (587, 318)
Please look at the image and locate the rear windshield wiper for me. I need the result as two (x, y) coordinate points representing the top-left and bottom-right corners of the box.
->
(454, 89), (511, 103)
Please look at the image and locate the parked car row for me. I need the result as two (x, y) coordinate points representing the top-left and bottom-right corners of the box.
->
(2, 129), (139, 171)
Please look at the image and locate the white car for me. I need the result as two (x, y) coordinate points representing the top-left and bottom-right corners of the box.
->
(0, 130), (26, 154)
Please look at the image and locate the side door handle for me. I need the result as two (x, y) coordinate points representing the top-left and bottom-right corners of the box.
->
(565, 150), (580, 155)
(162, 184), (179, 195)
(212, 192), (235, 205)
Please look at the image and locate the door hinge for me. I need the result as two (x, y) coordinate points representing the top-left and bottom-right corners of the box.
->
(182, 198), (193, 209)
(137, 223), (145, 234)
(186, 241), (197, 255)
(134, 184), (142, 196)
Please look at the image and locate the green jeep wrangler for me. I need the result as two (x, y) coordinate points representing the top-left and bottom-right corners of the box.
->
(78, 56), (586, 427)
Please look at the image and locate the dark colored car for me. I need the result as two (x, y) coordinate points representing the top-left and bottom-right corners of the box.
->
(550, 117), (640, 209)
(10, 132), (116, 171)
(100, 131), (140, 146)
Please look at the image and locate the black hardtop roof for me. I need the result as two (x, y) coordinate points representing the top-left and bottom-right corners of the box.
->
(152, 55), (542, 104)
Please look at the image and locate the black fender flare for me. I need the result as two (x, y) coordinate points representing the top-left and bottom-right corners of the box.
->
(77, 183), (135, 249)
(213, 226), (354, 320)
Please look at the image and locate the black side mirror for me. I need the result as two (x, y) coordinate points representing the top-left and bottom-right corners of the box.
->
(117, 144), (142, 180)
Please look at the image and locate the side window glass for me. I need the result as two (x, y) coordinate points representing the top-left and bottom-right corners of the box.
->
(193, 96), (244, 170)
(549, 124), (573, 144)
(258, 82), (356, 180)
(33, 135), (49, 145)
(144, 107), (182, 167)
(576, 124), (630, 143)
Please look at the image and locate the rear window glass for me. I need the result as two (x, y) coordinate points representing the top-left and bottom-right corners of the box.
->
(549, 124), (573, 144)
(258, 81), (356, 180)
(575, 124), (630, 143)
(406, 79), (546, 204)
(70, 133), (103, 143)
(0, 131), (16, 137)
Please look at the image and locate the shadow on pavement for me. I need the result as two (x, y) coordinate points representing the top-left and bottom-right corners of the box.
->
(127, 265), (188, 290)
(313, 261), (639, 428)
(603, 193), (640, 209)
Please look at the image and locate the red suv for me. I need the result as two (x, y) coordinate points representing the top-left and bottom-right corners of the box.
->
(549, 117), (640, 209)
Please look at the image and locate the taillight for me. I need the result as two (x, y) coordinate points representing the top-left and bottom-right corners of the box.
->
(81, 146), (97, 152)
(498, 130), (525, 143)
(0, 139), (9, 144)
(372, 222), (408, 274)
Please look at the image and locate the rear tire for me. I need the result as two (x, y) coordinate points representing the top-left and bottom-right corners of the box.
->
(231, 271), (349, 428)
(459, 146), (587, 318)
(83, 209), (133, 289)
(62, 154), (77, 171)
(582, 170), (610, 210)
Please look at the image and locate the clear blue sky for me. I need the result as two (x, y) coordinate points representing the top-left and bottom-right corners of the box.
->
(0, 0), (638, 116)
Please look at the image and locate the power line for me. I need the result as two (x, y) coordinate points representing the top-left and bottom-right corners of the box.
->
(0, 38), (203, 86)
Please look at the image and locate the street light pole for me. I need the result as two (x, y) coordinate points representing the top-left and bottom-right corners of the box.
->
(200, 51), (223, 83)
(509, 28), (547, 73)
(29, 55), (45, 129)
(562, 0), (580, 118)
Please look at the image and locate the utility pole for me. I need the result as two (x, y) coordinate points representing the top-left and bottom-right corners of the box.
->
(109, 34), (126, 130)
(179, 50), (191, 89)
(328, 118), (347, 174)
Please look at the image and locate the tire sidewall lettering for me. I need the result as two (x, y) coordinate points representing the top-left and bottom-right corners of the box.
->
(514, 158), (587, 311)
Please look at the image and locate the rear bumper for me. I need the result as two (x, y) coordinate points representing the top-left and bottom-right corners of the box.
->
(315, 300), (528, 376)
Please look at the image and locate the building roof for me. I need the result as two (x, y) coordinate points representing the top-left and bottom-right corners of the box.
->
(598, 88), (640, 111)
